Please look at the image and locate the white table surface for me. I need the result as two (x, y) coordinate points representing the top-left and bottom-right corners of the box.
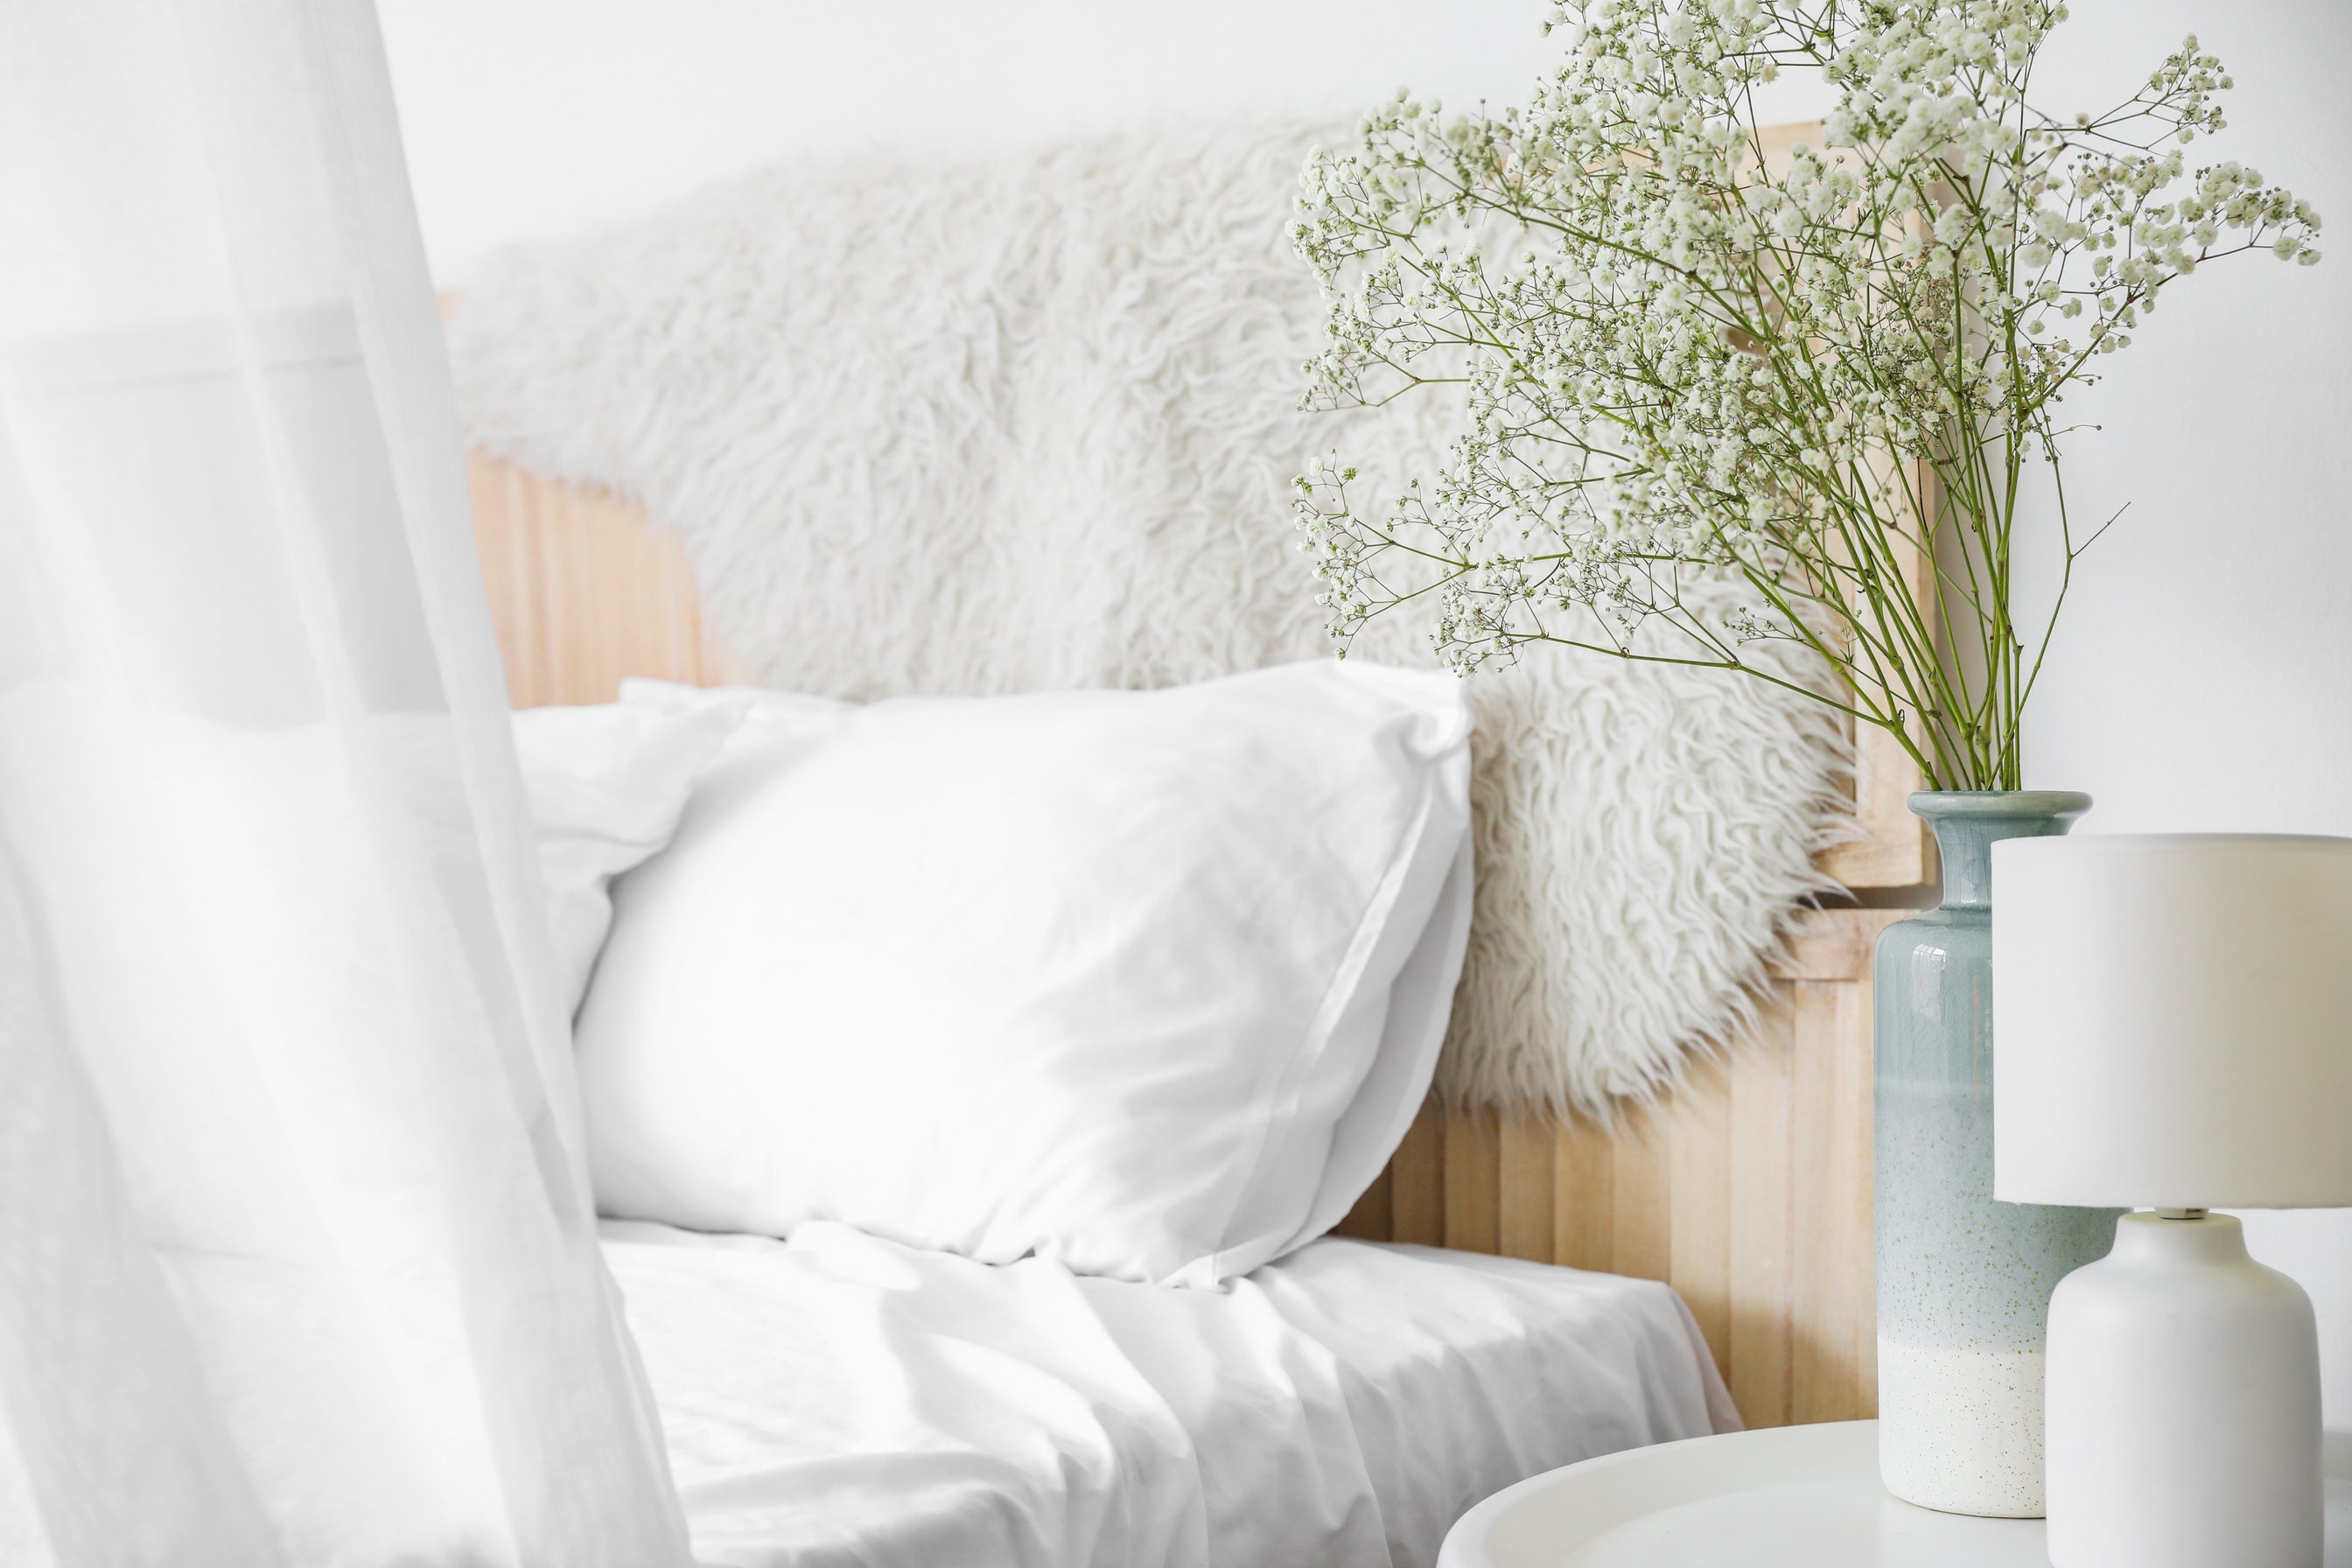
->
(1438, 1419), (2352, 1568)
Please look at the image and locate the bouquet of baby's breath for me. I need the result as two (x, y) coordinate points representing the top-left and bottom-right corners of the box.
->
(1292, 0), (2317, 791)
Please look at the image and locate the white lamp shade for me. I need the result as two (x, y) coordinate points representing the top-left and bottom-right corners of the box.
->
(1992, 833), (2352, 1209)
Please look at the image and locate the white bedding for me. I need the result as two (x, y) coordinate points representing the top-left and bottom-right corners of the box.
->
(601, 1221), (1738, 1568)
(582, 667), (1473, 1286)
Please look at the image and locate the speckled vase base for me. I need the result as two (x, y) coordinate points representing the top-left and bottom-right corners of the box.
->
(1877, 1338), (2046, 1516)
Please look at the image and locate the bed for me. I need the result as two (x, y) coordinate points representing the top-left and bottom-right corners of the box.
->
(467, 442), (1914, 1438)
(470, 454), (1920, 1564)
(604, 1221), (1733, 1568)
(452, 115), (1935, 1568)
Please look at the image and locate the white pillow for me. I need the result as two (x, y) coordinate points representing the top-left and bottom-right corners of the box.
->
(576, 661), (1474, 1285)
(512, 694), (750, 1016)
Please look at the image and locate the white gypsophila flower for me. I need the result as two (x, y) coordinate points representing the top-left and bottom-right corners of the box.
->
(1291, 0), (2320, 790)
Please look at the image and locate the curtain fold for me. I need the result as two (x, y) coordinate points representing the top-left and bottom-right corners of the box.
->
(0, 2), (690, 1563)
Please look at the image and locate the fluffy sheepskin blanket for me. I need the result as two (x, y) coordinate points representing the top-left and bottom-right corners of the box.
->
(447, 118), (1850, 1116)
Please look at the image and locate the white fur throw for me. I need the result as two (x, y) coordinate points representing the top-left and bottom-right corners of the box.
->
(448, 119), (1850, 1116)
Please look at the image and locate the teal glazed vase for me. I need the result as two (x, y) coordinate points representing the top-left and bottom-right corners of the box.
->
(1873, 791), (2121, 1518)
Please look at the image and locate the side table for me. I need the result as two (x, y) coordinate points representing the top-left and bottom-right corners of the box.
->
(1438, 1420), (2352, 1567)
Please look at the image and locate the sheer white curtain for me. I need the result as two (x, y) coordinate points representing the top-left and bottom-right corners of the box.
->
(0, 1), (690, 1563)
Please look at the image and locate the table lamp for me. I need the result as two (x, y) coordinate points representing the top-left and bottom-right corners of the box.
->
(1992, 832), (2352, 1568)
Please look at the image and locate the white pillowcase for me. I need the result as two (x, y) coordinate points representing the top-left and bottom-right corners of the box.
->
(576, 662), (1474, 1285)
(512, 694), (750, 1016)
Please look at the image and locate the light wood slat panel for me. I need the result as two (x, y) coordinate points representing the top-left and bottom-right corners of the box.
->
(1442, 1111), (1502, 1256)
(1862, 455), (1937, 887)
(1496, 1116), (1557, 1263)
(466, 440), (1912, 1434)
(1788, 974), (1879, 1423)
(1732, 135), (1930, 895)
(1774, 906), (1905, 983)
(1606, 1101), (1674, 1285)
(1667, 1054), (1734, 1378)
(1551, 1115), (1617, 1274)
(474, 461), (548, 701)
(1816, 717), (1936, 889)
(468, 451), (736, 707)
(1331, 1166), (1392, 1242)
(1387, 1102), (1448, 1248)
(1727, 987), (1798, 1427)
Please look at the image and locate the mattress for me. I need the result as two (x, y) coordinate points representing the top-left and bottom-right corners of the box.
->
(601, 1220), (1736, 1568)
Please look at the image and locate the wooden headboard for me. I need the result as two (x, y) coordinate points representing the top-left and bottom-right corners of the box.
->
(471, 444), (1925, 1431)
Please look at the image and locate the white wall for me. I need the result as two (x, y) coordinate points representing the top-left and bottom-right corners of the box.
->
(382, 0), (2352, 1417)
(381, 0), (1553, 284)
(2006, 0), (2352, 1423)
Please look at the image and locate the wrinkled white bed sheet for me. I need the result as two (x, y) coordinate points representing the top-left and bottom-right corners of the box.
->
(601, 1221), (1737, 1568)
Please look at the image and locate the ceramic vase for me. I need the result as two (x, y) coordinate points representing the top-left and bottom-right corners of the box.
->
(1872, 790), (2121, 1517)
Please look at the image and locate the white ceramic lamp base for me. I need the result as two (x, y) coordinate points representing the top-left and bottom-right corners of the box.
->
(2046, 1212), (2323, 1568)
